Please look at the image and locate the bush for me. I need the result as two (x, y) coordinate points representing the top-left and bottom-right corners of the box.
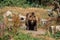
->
(49, 32), (60, 40)
(55, 32), (60, 39)
(1, 0), (60, 8)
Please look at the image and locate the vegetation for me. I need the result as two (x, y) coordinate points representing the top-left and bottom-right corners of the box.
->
(0, 0), (60, 8)
(0, 0), (60, 40)
(0, 26), (60, 40)
(55, 32), (60, 39)
(0, 26), (44, 40)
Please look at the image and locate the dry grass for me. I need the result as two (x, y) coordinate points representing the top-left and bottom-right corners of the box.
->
(0, 7), (49, 18)
(0, 7), (49, 27)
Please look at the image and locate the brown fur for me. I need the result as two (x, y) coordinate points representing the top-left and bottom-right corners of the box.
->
(25, 12), (37, 31)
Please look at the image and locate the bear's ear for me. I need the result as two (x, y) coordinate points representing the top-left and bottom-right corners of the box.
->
(31, 12), (35, 15)
(26, 13), (29, 17)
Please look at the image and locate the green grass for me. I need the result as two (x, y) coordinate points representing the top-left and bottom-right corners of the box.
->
(54, 32), (60, 40)
(0, 26), (44, 40)
(14, 33), (44, 40)
(1, 30), (44, 40)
